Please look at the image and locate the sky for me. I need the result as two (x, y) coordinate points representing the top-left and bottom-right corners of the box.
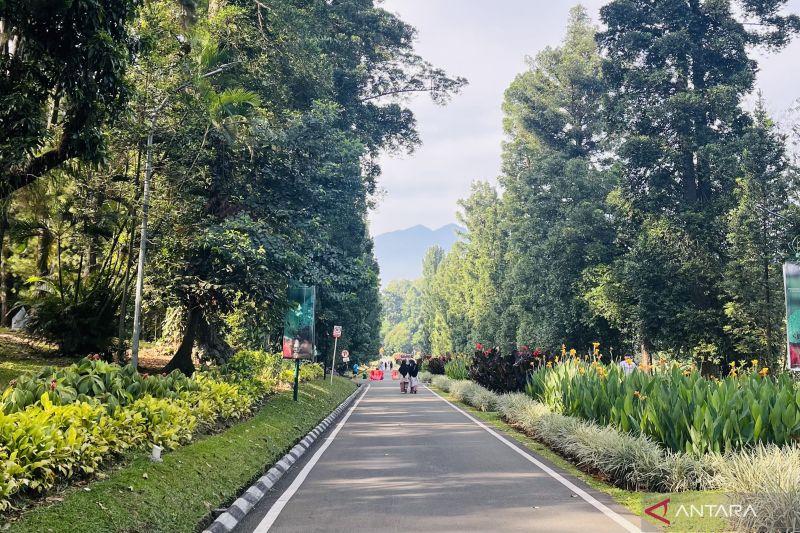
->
(367, 0), (800, 236)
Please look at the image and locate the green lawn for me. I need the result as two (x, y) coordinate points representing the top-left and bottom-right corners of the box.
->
(5, 377), (358, 533)
(0, 330), (73, 389)
(429, 387), (727, 533)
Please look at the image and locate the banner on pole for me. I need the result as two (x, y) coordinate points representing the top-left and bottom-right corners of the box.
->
(282, 283), (316, 360)
(784, 262), (800, 371)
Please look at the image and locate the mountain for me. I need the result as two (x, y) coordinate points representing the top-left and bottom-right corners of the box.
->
(374, 223), (463, 286)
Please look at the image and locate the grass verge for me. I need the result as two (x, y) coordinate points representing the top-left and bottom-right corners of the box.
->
(428, 386), (726, 533)
(0, 330), (72, 388)
(6, 377), (357, 533)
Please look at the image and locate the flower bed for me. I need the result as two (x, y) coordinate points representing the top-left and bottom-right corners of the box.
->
(0, 351), (321, 511)
(430, 375), (800, 531)
(526, 359), (800, 455)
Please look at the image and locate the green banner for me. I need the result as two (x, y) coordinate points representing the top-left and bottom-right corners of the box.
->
(785, 263), (800, 371)
(282, 283), (316, 360)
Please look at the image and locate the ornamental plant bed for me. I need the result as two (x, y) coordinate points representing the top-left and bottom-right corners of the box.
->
(4, 378), (356, 533)
(526, 359), (800, 455)
(0, 350), (322, 512)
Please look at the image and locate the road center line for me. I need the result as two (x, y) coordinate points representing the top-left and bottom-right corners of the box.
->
(425, 385), (642, 533)
(252, 384), (370, 533)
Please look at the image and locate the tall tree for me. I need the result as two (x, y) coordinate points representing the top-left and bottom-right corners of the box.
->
(595, 0), (799, 361)
(0, 0), (139, 199)
(498, 6), (617, 354)
(723, 98), (800, 368)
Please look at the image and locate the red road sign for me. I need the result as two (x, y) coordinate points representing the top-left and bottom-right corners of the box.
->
(333, 325), (342, 338)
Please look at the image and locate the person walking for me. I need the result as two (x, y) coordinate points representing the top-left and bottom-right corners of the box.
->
(399, 359), (410, 393)
(408, 359), (420, 394)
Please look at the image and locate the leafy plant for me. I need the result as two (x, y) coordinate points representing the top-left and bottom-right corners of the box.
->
(444, 356), (469, 380)
(526, 359), (800, 455)
(424, 356), (449, 375)
(469, 348), (535, 392)
(0, 349), (289, 509)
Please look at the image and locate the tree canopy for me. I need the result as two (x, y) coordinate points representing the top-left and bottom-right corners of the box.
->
(383, 3), (800, 372)
(0, 0), (465, 372)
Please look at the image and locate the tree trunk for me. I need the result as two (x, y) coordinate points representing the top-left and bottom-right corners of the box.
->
(640, 338), (652, 369)
(36, 226), (52, 296)
(115, 224), (135, 364)
(163, 303), (201, 375)
(0, 207), (8, 326)
(196, 311), (233, 365)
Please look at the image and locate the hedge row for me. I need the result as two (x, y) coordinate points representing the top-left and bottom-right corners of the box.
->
(0, 351), (322, 511)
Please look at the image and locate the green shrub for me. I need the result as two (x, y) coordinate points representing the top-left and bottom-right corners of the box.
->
(188, 375), (254, 426)
(714, 444), (800, 532)
(447, 380), (475, 403)
(444, 357), (469, 380)
(24, 288), (120, 356)
(0, 396), (134, 510)
(128, 396), (196, 449)
(220, 350), (280, 397)
(465, 386), (498, 412)
(443, 379), (712, 492)
(279, 360), (323, 384)
(0, 350), (286, 510)
(1, 358), (199, 414)
(424, 356), (448, 375)
(431, 375), (451, 392)
(526, 359), (800, 455)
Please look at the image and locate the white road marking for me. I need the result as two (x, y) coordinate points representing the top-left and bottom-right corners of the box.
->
(252, 384), (370, 532)
(426, 385), (642, 533)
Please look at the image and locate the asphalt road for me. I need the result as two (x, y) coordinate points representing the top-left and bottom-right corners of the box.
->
(233, 377), (643, 533)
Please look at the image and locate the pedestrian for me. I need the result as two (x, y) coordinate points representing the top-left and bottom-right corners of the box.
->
(408, 359), (420, 394)
(399, 359), (409, 393)
(619, 356), (635, 375)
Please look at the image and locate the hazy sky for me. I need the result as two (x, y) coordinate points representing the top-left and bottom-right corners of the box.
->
(368, 0), (800, 236)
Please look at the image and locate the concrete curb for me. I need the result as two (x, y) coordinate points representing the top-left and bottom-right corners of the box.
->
(202, 383), (365, 533)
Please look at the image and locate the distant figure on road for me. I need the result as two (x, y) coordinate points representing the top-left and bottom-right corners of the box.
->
(408, 359), (420, 394)
(399, 359), (410, 393)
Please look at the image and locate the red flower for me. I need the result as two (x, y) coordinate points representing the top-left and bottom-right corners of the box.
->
(475, 343), (483, 350)
(50, 379), (57, 391)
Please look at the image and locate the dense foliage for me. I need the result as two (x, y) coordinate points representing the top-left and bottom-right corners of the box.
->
(469, 348), (536, 393)
(0, 0), (464, 370)
(526, 359), (800, 455)
(382, 3), (800, 371)
(0, 352), (318, 509)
